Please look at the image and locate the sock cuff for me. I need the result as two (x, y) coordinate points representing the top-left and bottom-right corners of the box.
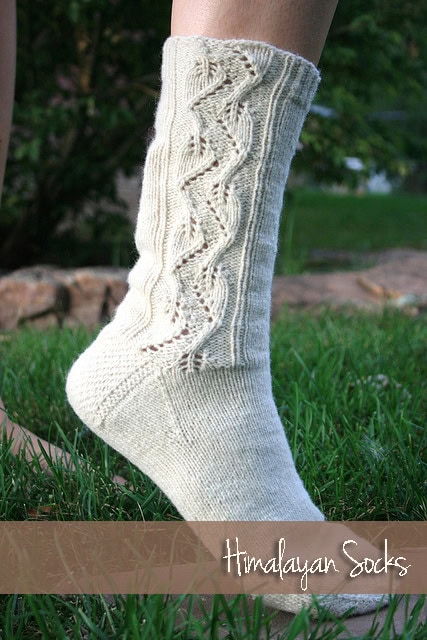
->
(163, 35), (321, 110)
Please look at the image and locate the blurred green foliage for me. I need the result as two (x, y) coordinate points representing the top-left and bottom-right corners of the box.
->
(297, 0), (427, 186)
(2, 0), (169, 267)
(1, 0), (427, 268)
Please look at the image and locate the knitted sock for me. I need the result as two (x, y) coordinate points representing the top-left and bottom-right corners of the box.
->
(66, 36), (386, 617)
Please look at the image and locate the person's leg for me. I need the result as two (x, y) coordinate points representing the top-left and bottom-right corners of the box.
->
(67, 0), (327, 521)
(67, 0), (385, 616)
(171, 0), (338, 65)
(0, 397), (128, 483)
(0, 0), (16, 203)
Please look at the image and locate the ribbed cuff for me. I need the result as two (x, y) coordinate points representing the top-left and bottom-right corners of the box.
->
(164, 35), (321, 109)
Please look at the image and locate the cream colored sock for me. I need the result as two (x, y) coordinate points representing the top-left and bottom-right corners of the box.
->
(66, 36), (386, 617)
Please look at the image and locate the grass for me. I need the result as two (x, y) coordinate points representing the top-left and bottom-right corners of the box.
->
(0, 309), (426, 637)
(276, 190), (427, 274)
(0, 594), (425, 640)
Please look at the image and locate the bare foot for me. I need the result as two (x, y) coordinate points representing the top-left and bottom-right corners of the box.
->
(0, 397), (128, 485)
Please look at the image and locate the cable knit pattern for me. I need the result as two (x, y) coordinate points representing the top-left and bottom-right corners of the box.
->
(139, 39), (260, 369)
(126, 37), (320, 371)
(66, 37), (387, 619)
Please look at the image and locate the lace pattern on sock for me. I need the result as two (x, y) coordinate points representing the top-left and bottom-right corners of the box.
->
(139, 43), (261, 371)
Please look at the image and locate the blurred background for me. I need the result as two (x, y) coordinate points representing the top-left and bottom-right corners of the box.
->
(1, 0), (427, 272)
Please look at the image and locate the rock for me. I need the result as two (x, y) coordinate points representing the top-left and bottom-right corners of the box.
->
(56, 268), (128, 328)
(0, 266), (128, 330)
(1, 250), (426, 330)
(0, 267), (68, 330)
(272, 249), (427, 319)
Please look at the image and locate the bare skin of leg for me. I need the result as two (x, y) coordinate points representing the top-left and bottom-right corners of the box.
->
(171, 0), (339, 65)
(1, 397), (76, 471)
(1, 397), (127, 484)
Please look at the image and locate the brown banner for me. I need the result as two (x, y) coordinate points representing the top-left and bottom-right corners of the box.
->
(0, 521), (425, 594)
